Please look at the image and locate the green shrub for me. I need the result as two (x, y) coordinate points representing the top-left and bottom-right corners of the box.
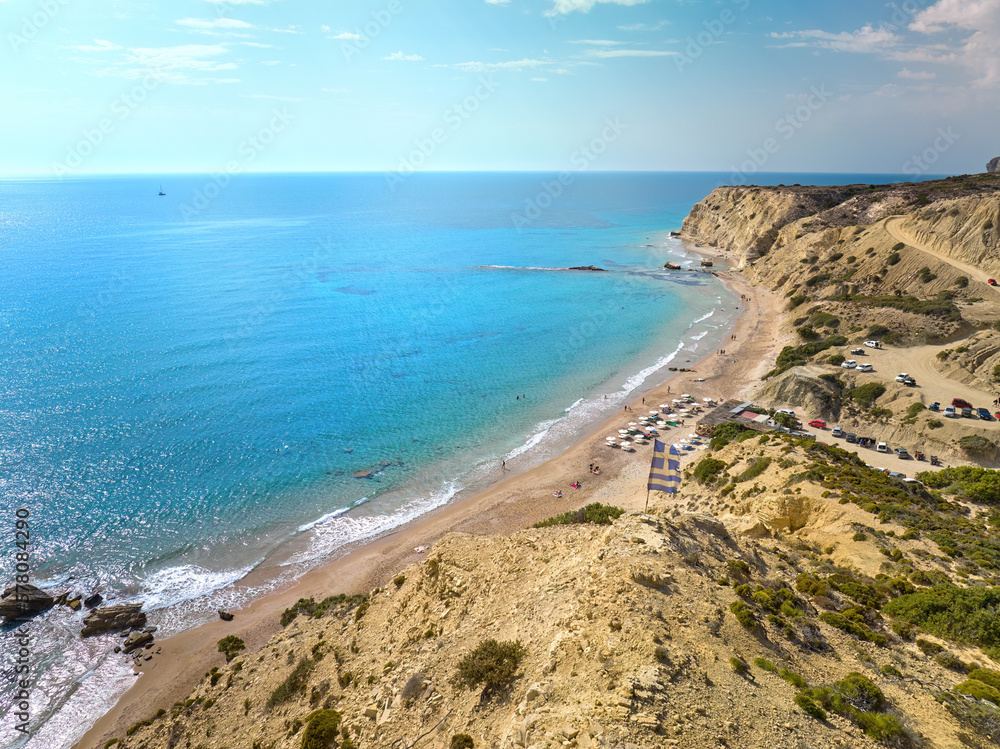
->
(959, 435), (994, 455)
(753, 657), (776, 672)
(533, 503), (625, 528)
(853, 532), (867, 542)
(218, 635), (246, 663)
(969, 668), (1000, 691)
(880, 664), (903, 678)
(730, 657), (749, 675)
(693, 458), (727, 484)
(846, 383), (886, 408)
(794, 693), (827, 721)
(797, 325), (820, 340)
(927, 419), (943, 429)
(729, 601), (757, 630)
(267, 657), (317, 709)
(779, 669), (808, 689)
(828, 354), (846, 366)
(451, 735), (475, 749)
(301, 709), (342, 749)
(393, 574), (406, 587)
(819, 611), (886, 645)
(892, 242), (906, 252)
(735, 457), (772, 483)
(887, 252), (901, 265)
(853, 711), (906, 741)
(727, 559), (751, 577)
(956, 679), (1000, 706)
(838, 672), (885, 711)
(455, 640), (527, 691)
(883, 585), (1000, 657)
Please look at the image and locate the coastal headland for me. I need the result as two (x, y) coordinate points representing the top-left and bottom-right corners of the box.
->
(78, 173), (1000, 749)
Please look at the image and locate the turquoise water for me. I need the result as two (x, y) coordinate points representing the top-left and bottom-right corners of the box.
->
(0, 172), (935, 748)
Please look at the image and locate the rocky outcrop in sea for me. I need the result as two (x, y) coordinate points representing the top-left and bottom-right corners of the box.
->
(988, 156), (1000, 173)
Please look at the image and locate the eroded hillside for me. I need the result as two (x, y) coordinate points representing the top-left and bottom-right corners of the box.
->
(107, 434), (1000, 749)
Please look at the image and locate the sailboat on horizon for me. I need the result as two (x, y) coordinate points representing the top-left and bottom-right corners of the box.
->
(158, 184), (166, 196)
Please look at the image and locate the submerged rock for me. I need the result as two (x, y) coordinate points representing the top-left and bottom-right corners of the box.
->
(354, 470), (373, 479)
(0, 584), (55, 620)
(81, 603), (147, 637)
(568, 265), (607, 272)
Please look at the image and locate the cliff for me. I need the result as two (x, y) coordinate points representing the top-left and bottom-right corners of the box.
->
(101, 435), (1000, 749)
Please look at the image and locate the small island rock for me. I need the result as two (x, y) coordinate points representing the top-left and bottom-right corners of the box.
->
(988, 157), (1000, 173)
(0, 584), (55, 620)
(81, 603), (147, 637)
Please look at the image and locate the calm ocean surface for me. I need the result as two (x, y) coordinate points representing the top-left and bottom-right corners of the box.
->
(0, 172), (935, 747)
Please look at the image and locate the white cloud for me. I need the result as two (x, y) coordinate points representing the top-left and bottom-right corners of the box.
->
(176, 18), (254, 30)
(618, 20), (668, 31)
(321, 24), (331, 32)
(569, 39), (630, 46)
(531, 77), (548, 81)
(94, 44), (240, 85)
(769, 25), (899, 54)
(443, 58), (549, 72)
(382, 51), (423, 61)
(547, 0), (650, 15)
(898, 67), (936, 79)
(328, 32), (364, 41)
(484, 0), (510, 4)
(241, 93), (303, 101)
(585, 48), (678, 58)
(909, 0), (1000, 84)
(261, 60), (282, 65)
(65, 39), (122, 52)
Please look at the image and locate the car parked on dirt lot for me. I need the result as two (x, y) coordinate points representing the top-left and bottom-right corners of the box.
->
(929, 402), (940, 411)
(808, 419), (826, 429)
(857, 363), (874, 372)
(894, 448), (910, 459)
(842, 360), (858, 369)
(876, 442), (889, 453)
(944, 406), (957, 417)
(962, 407), (973, 418)
(953, 398), (973, 409)
(832, 426), (843, 437)
(846, 433), (857, 443)
(851, 348), (865, 355)
(888, 471), (906, 479)
(864, 340), (880, 348)
(978, 408), (992, 420)
(895, 373), (909, 382)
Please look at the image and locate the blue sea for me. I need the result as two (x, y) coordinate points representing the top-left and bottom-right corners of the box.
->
(0, 172), (938, 748)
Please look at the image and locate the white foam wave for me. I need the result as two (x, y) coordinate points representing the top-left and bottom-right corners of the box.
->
(691, 331), (708, 342)
(619, 339), (686, 396)
(565, 398), (584, 413)
(297, 496), (369, 532)
(131, 563), (258, 611)
(283, 482), (461, 568)
(504, 417), (560, 462)
(690, 308), (717, 325)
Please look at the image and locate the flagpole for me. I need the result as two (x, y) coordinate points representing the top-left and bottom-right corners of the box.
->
(644, 490), (650, 512)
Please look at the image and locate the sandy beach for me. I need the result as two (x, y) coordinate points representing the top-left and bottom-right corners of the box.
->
(75, 255), (789, 749)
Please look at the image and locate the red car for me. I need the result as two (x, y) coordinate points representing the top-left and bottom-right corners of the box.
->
(989, 278), (997, 286)
(808, 419), (826, 429)
(952, 398), (974, 409)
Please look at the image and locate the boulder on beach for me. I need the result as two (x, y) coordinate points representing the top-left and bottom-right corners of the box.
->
(664, 262), (682, 270)
(81, 603), (147, 637)
(219, 610), (234, 621)
(0, 584), (55, 620)
(122, 630), (154, 654)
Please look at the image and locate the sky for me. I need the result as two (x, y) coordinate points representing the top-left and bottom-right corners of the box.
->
(2, 0), (999, 176)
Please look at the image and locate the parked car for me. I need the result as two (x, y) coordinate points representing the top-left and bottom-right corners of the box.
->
(978, 408), (992, 420)
(808, 419), (827, 429)
(846, 433), (857, 443)
(903, 376), (916, 387)
(894, 447), (911, 459)
(929, 402), (940, 411)
(953, 398), (973, 409)
(989, 278), (998, 286)
(895, 373), (909, 382)
(864, 340), (880, 348)
(962, 407), (973, 418)
(944, 406), (957, 418)
(851, 348), (865, 355)
(876, 442), (889, 453)
(902, 478), (925, 487)
(832, 426), (843, 437)
(842, 360), (858, 369)
(857, 363), (873, 372)
(888, 471), (907, 479)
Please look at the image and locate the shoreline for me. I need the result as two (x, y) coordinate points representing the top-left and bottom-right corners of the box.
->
(75, 250), (789, 749)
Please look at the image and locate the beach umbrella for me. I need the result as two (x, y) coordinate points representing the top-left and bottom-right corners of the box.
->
(628, 422), (637, 426)
(659, 404), (670, 408)
(649, 410), (659, 415)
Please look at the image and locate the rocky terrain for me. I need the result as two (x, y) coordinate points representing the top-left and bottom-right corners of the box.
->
(102, 433), (1000, 749)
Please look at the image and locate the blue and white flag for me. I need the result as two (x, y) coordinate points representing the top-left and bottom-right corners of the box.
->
(647, 440), (681, 495)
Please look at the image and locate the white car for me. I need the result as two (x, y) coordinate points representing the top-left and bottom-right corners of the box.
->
(876, 442), (889, 453)
(894, 373), (910, 383)
(857, 363), (874, 372)
(841, 360), (858, 369)
(944, 406), (957, 418)
(864, 340), (880, 348)
(832, 426), (843, 437)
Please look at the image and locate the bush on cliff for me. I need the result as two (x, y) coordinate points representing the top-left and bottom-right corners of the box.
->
(217, 635), (245, 663)
(533, 503), (624, 528)
(300, 709), (341, 749)
(455, 639), (527, 691)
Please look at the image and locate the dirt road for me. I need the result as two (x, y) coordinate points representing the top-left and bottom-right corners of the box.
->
(884, 216), (995, 286)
